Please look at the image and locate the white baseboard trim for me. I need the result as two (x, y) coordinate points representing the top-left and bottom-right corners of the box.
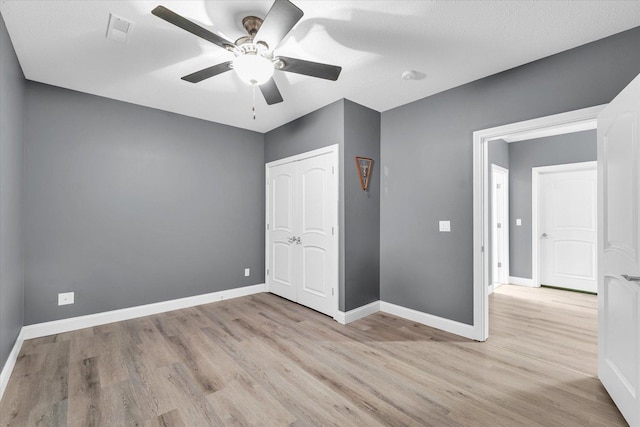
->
(0, 328), (25, 401)
(335, 301), (380, 325)
(335, 300), (478, 340)
(509, 276), (536, 287)
(22, 283), (266, 340)
(379, 301), (478, 341)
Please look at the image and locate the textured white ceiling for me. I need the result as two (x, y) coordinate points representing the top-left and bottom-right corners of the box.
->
(2, 1), (640, 132)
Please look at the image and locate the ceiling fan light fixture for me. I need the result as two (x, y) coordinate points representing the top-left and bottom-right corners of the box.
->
(233, 53), (274, 86)
(153, 0), (341, 107)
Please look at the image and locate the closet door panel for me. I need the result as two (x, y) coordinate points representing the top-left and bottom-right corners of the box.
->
(297, 152), (335, 316)
(268, 162), (298, 301)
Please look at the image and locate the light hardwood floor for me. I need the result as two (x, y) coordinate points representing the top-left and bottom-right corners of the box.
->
(0, 285), (627, 426)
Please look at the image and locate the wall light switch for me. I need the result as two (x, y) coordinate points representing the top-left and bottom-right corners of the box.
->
(244, 268), (250, 277)
(516, 218), (522, 226)
(439, 221), (451, 232)
(58, 292), (74, 306)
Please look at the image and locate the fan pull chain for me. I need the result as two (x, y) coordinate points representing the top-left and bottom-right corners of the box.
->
(252, 84), (256, 120)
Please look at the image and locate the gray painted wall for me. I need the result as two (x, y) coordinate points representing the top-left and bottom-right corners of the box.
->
(264, 100), (344, 163)
(343, 100), (380, 310)
(265, 99), (381, 312)
(487, 139), (509, 286)
(380, 26), (640, 325)
(509, 130), (596, 279)
(24, 82), (265, 325)
(0, 13), (25, 370)
(489, 140), (510, 170)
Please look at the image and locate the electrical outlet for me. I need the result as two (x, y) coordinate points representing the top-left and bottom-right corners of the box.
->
(439, 220), (451, 232)
(58, 292), (74, 306)
(244, 268), (250, 277)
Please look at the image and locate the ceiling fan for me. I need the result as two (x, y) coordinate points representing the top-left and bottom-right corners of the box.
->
(152, 0), (342, 106)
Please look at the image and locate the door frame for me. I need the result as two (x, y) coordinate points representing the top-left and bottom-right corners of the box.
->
(532, 161), (597, 289)
(472, 105), (604, 341)
(490, 164), (510, 291)
(265, 144), (340, 320)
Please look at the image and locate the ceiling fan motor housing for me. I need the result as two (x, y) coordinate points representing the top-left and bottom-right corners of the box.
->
(235, 14), (271, 59)
(234, 35), (270, 57)
(242, 16), (263, 36)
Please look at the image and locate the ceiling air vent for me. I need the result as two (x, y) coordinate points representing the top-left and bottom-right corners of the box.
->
(106, 13), (134, 42)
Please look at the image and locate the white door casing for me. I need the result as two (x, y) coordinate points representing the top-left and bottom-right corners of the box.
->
(598, 74), (640, 427)
(474, 105), (604, 341)
(491, 164), (509, 287)
(266, 145), (339, 318)
(535, 163), (597, 293)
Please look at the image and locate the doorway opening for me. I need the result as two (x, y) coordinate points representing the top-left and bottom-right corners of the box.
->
(472, 105), (605, 341)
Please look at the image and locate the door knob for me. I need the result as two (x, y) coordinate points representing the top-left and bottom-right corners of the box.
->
(287, 237), (296, 244)
(295, 237), (302, 245)
(622, 274), (640, 282)
(541, 233), (548, 238)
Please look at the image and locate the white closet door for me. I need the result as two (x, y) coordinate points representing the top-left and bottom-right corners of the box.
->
(267, 148), (337, 317)
(268, 161), (298, 302)
(297, 152), (336, 316)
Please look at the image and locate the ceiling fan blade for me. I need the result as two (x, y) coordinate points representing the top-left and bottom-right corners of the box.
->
(152, 6), (235, 51)
(181, 61), (233, 83)
(277, 56), (342, 81)
(259, 78), (284, 105)
(255, 0), (303, 50)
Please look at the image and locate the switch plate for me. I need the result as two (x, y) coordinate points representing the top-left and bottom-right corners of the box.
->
(58, 292), (74, 306)
(439, 220), (451, 232)
(516, 218), (522, 226)
(244, 268), (250, 277)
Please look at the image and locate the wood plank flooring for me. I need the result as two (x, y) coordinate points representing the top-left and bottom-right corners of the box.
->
(0, 285), (627, 426)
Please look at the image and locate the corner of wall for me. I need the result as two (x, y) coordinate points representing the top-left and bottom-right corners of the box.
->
(342, 100), (381, 310)
(0, 9), (26, 377)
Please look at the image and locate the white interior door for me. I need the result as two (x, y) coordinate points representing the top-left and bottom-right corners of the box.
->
(267, 147), (337, 317)
(491, 165), (509, 287)
(296, 153), (336, 316)
(539, 164), (597, 293)
(598, 73), (640, 427)
(268, 161), (298, 302)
